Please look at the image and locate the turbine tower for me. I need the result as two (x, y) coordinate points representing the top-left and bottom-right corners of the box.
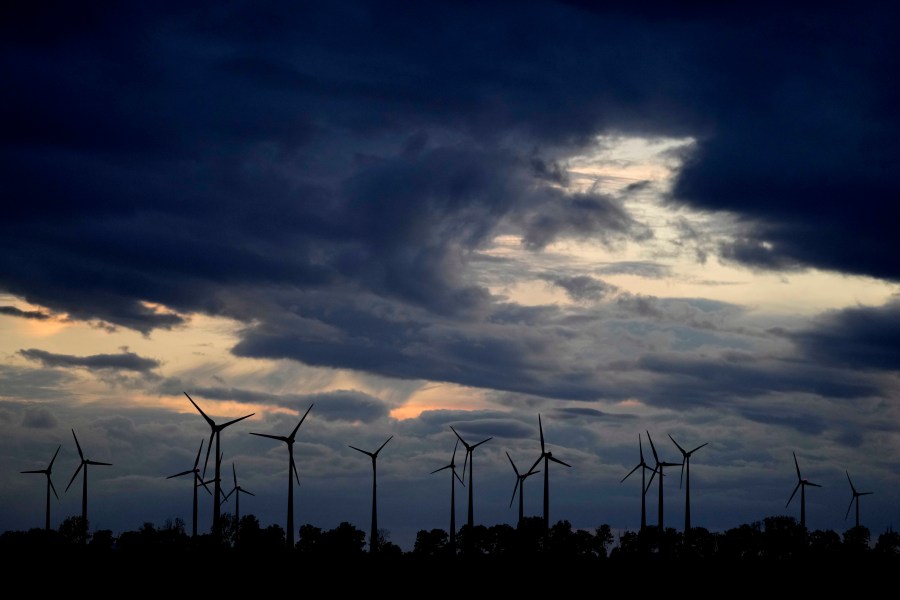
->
(668, 433), (708, 535)
(20, 444), (61, 531)
(646, 431), (680, 533)
(506, 451), (539, 526)
(450, 425), (492, 531)
(184, 391), (254, 545)
(528, 414), (571, 532)
(65, 429), (112, 543)
(349, 435), (393, 554)
(844, 470), (873, 529)
(166, 439), (211, 538)
(250, 403), (313, 548)
(430, 438), (465, 555)
(621, 434), (655, 533)
(786, 451), (821, 530)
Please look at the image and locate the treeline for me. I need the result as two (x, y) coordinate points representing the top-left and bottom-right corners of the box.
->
(2, 514), (899, 564)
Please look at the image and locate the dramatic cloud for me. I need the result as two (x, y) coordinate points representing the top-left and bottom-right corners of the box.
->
(785, 298), (900, 372)
(3, 2), (900, 550)
(18, 349), (161, 373)
(0, 306), (49, 320)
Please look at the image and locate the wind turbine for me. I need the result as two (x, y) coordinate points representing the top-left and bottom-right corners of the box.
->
(65, 429), (112, 543)
(528, 414), (571, 532)
(184, 391), (254, 544)
(786, 451), (821, 530)
(222, 462), (255, 541)
(668, 433), (708, 534)
(430, 438), (465, 554)
(450, 425), (492, 531)
(844, 471), (872, 529)
(646, 431), (680, 532)
(20, 444), (61, 531)
(166, 439), (212, 538)
(620, 434), (655, 533)
(349, 435), (393, 554)
(506, 451), (539, 526)
(250, 403), (313, 549)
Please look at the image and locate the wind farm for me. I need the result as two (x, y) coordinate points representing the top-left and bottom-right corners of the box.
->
(4, 0), (900, 584)
(3, 411), (897, 572)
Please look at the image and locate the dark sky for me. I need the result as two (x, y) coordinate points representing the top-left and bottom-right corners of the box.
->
(2, 1), (899, 550)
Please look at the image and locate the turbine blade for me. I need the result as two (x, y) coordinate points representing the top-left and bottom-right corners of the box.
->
(549, 456), (571, 468)
(221, 413), (255, 429)
(689, 442), (708, 454)
(49, 477), (59, 500)
(349, 445), (372, 457)
(506, 451), (520, 476)
(197, 473), (212, 495)
(793, 452), (801, 480)
(431, 464), (451, 475)
(292, 455), (300, 486)
(250, 432), (285, 442)
(621, 463), (641, 483)
(638, 434), (645, 463)
(845, 497), (854, 520)
(787, 481), (801, 507)
(71, 429), (84, 461)
(461, 449), (469, 482)
(86, 460), (112, 466)
(375, 435), (393, 456)
(290, 403), (314, 440)
(646, 431), (660, 464)
(644, 468), (657, 494)
(65, 463), (83, 493)
(451, 438), (460, 463)
(232, 463), (238, 487)
(528, 456), (542, 474)
(450, 426), (467, 448)
(860, 492), (873, 496)
(193, 439), (204, 470)
(244, 489), (256, 497)
(538, 414), (545, 453)
(184, 392), (215, 427)
(509, 478), (520, 508)
(807, 482), (822, 488)
(454, 469), (465, 486)
(202, 432), (214, 479)
(668, 433), (686, 455)
(680, 460), (685, 489)
(167, 469), (194, 479)
(846, 471), (857, 494)
(472, 437), (492, 450)
(49, 445), (62, 469)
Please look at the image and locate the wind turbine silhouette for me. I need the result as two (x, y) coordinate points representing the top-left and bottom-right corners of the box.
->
(250, 403), (313, 548)
(646, 431), (680, 532)
(222, 462), (255, 541)
(621, 434), (655, 533)
(506, 451), (539, 526)
(528, 414), (571, 532)
(786, 451), (821, 530)
(844, 470), (872, 529)
(65, 429), (112, 543)
(450, 425), (492, 532)
(430, 438), (465, 555)
(349, 435), (393, 554)
(184, 391), (254, 545)
(20, 444), (61, 531)
(668, 433), (708, 535)
(166, 439), (212, 538)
